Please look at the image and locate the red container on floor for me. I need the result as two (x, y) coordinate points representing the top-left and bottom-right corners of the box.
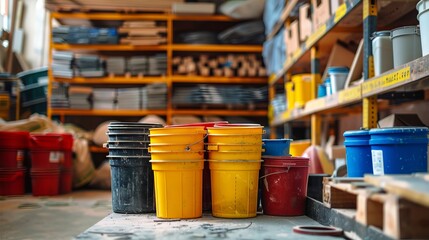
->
(30, 150), (62, 169)
(0, 168), (26, 195)
(31, 169), (60, 196)
(262, 156), (309, 216)
(60, 168), (73, 194)
(46, 133), (74, 151)
(29, 134), (63, 150)
(0, 131), (29, 149)
(0, 149), (25, 168)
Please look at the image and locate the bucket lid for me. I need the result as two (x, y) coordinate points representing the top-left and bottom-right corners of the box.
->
(372, 31), (390, 39)
(391, 25), (420, 38)
(343, 129), (370, 137)
(369, 126), (429, 135)
(417, 0), (429, 14)
(327, 66), (349, 73)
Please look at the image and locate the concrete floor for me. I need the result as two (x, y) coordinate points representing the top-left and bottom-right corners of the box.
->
(0, 190), (112, 240)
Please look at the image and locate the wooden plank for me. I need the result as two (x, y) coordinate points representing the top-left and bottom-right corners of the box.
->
(323, 181), (358, 208)
(364, 174), (429, 208)
(356, 191), (387, 229)
(384, 194), (429, 239)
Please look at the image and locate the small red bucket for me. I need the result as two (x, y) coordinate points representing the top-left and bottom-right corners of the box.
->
(29, 134), (63, 151)
(0, 168), (25, 196)
(31, 169), (60, 196)
(262, 156), (309, 216)
(60, 168), (73, 194)
(0, 149), (25, 168)
(30, 150), (62, 169)
(0, 131), (29, 149)
(46, 133), (73, 151)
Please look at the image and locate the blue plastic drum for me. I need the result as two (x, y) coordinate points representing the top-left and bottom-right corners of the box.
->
(344, 130), (373, 177)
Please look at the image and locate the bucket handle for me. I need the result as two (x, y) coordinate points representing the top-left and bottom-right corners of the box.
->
(259, 167), (291, 179)
(184, 134), (208, 151)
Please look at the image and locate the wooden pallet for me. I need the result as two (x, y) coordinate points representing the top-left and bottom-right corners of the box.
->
(323, 175), (429, 239)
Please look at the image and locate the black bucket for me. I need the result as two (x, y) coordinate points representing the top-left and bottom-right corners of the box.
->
(108, 147), (150, 157)
(107, 134), (150, 142)
(110, 157), (155, 213)
(107, 140), (150, 148)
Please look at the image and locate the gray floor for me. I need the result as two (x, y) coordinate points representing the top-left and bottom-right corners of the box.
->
(77, 213), (343, 239)
(0, 190), (112, 240)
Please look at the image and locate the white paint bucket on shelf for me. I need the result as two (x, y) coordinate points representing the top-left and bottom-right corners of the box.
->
(327, 67), (349, 93)
(372, 31), (393, 76)
(391, 26), (422, 67)
(417, 0), (429, 56)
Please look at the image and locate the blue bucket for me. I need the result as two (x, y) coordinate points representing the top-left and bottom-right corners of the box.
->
(344, 130), (373, 177)
(262, 139), (292, 156)
(369, 127), (428, 175)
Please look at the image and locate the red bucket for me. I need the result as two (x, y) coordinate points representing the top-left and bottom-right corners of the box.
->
(0, 168), (25, 196)
(30, 150), (62, 169)
(29, 134), (63, 151)
(0, 149), (25, 168)
(262, 156), (309, 216)
(60, 168), (73, 194)
(0, 131), (29, 149)
(62, 151), (73, 168)
(46, 133), (73, 150)
(31, 169), (60, 196)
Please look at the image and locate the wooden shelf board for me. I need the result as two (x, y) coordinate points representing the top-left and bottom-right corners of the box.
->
(53, 76), (168, 84)
(172, 109), (267, 116)
(171, 44), (262, 52)
(52, 44), (168, 51)
(170, 15), (237, 21)
(171, 76), (267, 84)
(51, 109), (168, 116)
(52, 12), (169, 20)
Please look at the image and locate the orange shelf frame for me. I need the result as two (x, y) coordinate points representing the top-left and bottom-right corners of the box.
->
(171, 76), (267, 84)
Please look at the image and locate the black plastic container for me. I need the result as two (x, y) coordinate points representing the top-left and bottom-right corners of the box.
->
(108, 147), (150, 157)
(107, 140), (150, 148)
(110, 157), (155, 213)
(107, 134), (150, 142)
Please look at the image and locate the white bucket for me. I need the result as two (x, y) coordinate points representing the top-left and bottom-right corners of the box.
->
(327, 67), (349, 93)
(391, 26), (422, 68)
(372, 31), (393, 76)
(417, 0), (429, 56)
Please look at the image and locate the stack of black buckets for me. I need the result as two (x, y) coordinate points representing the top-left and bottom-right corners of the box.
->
(106, 122), (163, 213)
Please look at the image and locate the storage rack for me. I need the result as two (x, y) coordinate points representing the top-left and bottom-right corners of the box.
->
(47, 12), (268, 124)
(267, 0), (428, 144)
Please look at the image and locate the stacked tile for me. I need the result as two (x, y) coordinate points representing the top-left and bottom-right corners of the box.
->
(106, 57), (126, 75)
(148, 54), (167, 76)
(119, 21), (167, 46)
(93, 88), (117, 110)
(127, 57), (148, 76)
(142, 84), (167, 109)
(117, 88), (141, 110)
(75, 54), (104, 78)
(52, 51), (74, 78)
(68, 86), (92, 109)
(50, 82), (70, 109)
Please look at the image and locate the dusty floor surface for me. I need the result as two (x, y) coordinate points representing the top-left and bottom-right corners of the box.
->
(0, 190), (112, 240)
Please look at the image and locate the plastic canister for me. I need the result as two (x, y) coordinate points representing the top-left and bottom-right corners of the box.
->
(372, 31), (394, 76)
(369, 127), (428, 175)
(327, 67), (349, 93)
(417, 0), (429, 56)
(343, 130), (373, 177)
(391, 26), (422, 67)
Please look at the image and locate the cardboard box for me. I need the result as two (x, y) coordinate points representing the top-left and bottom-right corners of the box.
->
(299, 3), (313, 42)
(322, 42), (355, 80)
(312, 0), (331, 29)
(285, 20), (300, 59)
(378, 114), (427, 128)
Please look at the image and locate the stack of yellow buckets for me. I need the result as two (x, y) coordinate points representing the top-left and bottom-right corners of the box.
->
(148, 123), (263, 219)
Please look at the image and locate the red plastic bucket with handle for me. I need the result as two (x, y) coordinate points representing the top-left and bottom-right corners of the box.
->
(31, 169), (60, 196)
(30, 150), (62, 169)
(29, 134), (63, 150)
(262, 156), (309, 216)
(0, 168), (25, 196)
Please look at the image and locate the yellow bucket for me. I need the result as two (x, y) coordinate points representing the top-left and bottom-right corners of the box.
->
(149, 126), (206, 135)
(151, 160), (204, 219)
(206, 143), (262, 152)
(285, 81), (295, 110)
(150, 151), (205, 160)
(207, 126), (263, 135)
(208, 134), (262, 145)
(208, 151), (261, 161)
(149, 143), (204, 152)
(290, 139), (311, 156)
(291, 74), (312, 108)
(149, 133), (206, 146)
(209, 160), (261, 218)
